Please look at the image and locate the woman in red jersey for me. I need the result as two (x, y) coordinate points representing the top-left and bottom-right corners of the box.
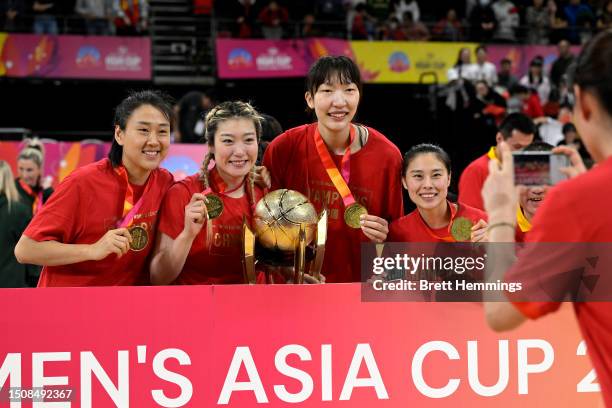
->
(14, 90), (175, 287)
(151, 101), (266, 285)
(263, 55), (404, 283)
(482, 30), (612, 407)
(15, 139), (54, 217)
(388, 144), (488, 243)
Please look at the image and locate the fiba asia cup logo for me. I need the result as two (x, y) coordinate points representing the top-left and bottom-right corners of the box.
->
(76, 46), (101, 68)
(228, 48), (253, 70)
(388, 51), (410, 73)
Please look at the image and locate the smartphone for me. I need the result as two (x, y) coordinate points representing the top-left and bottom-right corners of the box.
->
(513, 151), (570, 186)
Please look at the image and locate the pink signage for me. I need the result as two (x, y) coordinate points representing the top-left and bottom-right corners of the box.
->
(0, 34), (151, 80)
(0, 284), (602, 406)
(216, 38), (354, 79)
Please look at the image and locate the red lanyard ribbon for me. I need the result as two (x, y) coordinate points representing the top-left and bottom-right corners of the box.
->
(114, 166), (151, 228)
(313, 125), (357, 208)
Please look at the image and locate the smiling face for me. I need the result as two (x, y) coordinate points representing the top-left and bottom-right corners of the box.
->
(305, 75), (360, 138)
(403, 153), (451, 211)
(115, 104), (171, 177)
(17, 158), (41, 188)
(210, 118), (258, 182)
(519, 185), (548, 220)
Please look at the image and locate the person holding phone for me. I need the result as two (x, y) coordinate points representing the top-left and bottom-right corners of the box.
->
(458, 113), (535, 211)
(482, 30), (612, 406)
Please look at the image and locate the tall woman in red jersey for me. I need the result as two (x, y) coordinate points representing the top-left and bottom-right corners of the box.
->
(151, 101), (265, 285)
(263, 56), (404, 283)
(388, 144), (488, 243)
(14, 90), (175, 286)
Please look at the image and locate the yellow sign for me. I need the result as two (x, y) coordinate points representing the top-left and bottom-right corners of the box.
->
(0, 33), (8, 77)
(351, 41), (478, 84)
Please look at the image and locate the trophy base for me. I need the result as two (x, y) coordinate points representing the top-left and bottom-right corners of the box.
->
(255, 243), (315, 267)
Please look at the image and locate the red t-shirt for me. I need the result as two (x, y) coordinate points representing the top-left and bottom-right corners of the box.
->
(506, 156), (612, 406)
(388, 202), (487, 242)
(158, 173), (263, 285)
(263, 123), (404, 283)
(24, 159), (174, 287)
(458, 152), (490, 211)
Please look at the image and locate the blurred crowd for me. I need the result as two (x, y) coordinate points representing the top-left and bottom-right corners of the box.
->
(215, 0), (612, 44)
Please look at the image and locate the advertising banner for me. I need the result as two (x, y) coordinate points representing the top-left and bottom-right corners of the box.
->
(0, 33), (151, 80)
(0, 284), (602, 407)
(0, 141), (206, 186)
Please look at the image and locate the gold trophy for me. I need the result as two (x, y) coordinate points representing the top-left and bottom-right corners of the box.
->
(242, 189), (327, 284)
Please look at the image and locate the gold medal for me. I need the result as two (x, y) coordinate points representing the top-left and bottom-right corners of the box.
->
(450, 217), (473, 242)
(128, 224), (148, 251)
(344, 203), (368, 229)
(205, 194), (224, 219)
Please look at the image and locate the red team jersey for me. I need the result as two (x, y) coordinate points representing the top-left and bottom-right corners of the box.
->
(506, 156), (612, 406)
(263, 123), (404, 282)
(388, 202), (487, 242)
(24, 159), (174, 287)
(458, 150), (493, 211)
(158, 172), (263, 285)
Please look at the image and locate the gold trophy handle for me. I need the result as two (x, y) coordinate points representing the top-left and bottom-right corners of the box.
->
(310, 209), (327, 281)
(293, 225), (307, 284)
(242, 218), (257, 284)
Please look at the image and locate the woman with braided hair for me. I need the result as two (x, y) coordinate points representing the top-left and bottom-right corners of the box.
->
(151, 100), (265, 285)
(15, 138), (53, 217)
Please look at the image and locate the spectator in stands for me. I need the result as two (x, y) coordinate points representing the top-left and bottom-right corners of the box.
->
(0, 161), (31, 288)
(227, 0), (256, 38)
(508, 84), (545, 118)
(392, 0), (420, 23)
(469, 0), (497, 42)
(447, 47), (473, 82)
(458, 113), (535, 210)
(492, 0), (520, 42)
(597, 0), (612, 31)
(32, 1), (59, 35)
(548, 0), (569, 44)
(519, 56), (551, 104)
(114, 0), (148, 36)
(257, 113), (283, 165)
(468, 45), (498, 86)
(0, 0), (25, 32)
(75, 0), (114, 35)
(433, 7), (463, 41)
(474, 80), (507, 116)
(445, 47), (476, 111)
(316, 0), (346, 21)
(535, 102), (572, 145)
(15, 139), (54, 217)
(563, 0), (594, 44)
(402, 11), (429, 41)
(526, 0), (552, 44)
(301, 13), (323, 37)
(381, 16), (407, 40)
(497, 58), (518, 91)
(176, 91), (207, 144)
(557, 122), (591, 165)
(367, 0), (391, 22)
(351, 3), (376, 39)
(258, 0), (289, 40)
(549, 39), (575, 89)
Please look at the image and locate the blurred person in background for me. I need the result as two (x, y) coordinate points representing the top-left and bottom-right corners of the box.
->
(0, 161), (32, 288)
(519, 56), (551, 104)
(526, 0), (552, 44)
(1, 0), (25, 32)
(32, 0), (59, 35)
(15, 139), (53, 217)
(496, 58), (518, 92)
(114, 0), (148, 35)
(468, 45), (498, 86)
(550, 39), (575, 89)
(258, 0), (288, 40)
(469, 0), (497, 42)
(596, 0), (612, 31)
(175, 90), (218, 144)
(492, 0), (519, 43)
(75, 0), (114, 35)
(433, 8), (463, 41)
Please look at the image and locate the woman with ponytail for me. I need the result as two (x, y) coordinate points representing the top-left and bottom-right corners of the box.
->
(0, 161), (32, 287)
(151, 100), (265, 285)
(15, 90), (175, 287)
(15, 139), (53, 216)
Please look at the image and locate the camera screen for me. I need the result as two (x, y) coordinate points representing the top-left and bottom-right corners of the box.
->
(514, 153), (552, 186)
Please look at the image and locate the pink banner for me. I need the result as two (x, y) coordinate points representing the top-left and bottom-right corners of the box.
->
(0, 141), (206, 186)
(216, 38), (354, 79)
(0, 284), (602, 406)
(487, 44), (581, 79)
(0, 34), (151, 80)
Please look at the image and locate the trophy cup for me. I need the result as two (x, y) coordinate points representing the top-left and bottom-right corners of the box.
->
(241, 189), (327, 284)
